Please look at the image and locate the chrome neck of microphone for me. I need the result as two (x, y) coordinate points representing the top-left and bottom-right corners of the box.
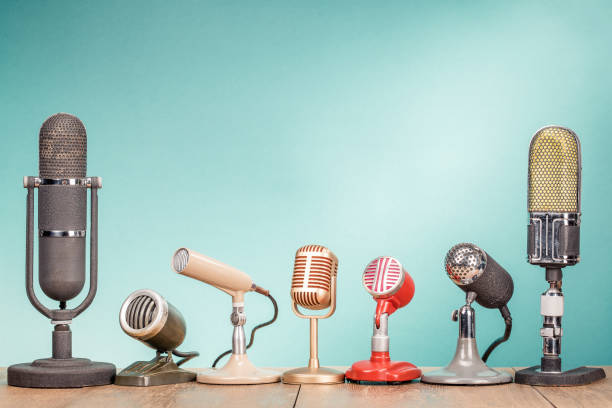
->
(231, 305), (247, 355)
(453, 291), (477, 339)
(539, 267), (564, 373)
(371, 313), (389, 352)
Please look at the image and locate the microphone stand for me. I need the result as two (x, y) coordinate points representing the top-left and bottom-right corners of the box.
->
(7, 177), (115, 388)
(515, 267), (605, 386)
(421, 291), (512, 385)
(282, 276), (345, 384)
(197, 294), (280, 384)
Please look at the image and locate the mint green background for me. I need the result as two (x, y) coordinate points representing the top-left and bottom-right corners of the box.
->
(1, 1), (610, 369)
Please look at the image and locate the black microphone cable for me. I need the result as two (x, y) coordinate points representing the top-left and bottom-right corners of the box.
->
(172, 349), (200, 366)
(482, 305), (512, 363)
(212, 292), (279, 368)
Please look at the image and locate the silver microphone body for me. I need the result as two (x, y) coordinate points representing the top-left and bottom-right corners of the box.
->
(37, 113), (88, 301)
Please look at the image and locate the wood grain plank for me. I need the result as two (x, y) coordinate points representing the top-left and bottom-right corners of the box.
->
(0, 368), (299, 408)
(514, 366), (611, 408)
(295, 368), (552, 408)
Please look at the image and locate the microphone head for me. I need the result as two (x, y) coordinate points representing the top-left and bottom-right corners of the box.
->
(362, 256), (405, 298)
(119, 289), (186, 352)
(445, 243), (513, 309)
(363, 256), (415, 321)
(291, 245), (338, 311)
(39, 113), (87, 178)
(528, 126), (581, 213)
(171, 248), (254, 294)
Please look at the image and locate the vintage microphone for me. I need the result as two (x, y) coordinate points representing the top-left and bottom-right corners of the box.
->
(282, 245), (345, 384)
(345, 256), (421, 384)
(421, 243), (513, 385)
(8, 113), (115, 388)
(515, 126), (606, 386)
(172, 248), (280, 384)
(116, 289), (199, 386)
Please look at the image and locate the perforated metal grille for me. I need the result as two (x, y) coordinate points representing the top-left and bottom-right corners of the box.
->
(173, 249), (189, 273)
(528, 126), (580, 212)
(363, 256), (402, 295)
(125, 295), (158, 330)
(445, 243), (486, 285)
(39, 113), (87, 178)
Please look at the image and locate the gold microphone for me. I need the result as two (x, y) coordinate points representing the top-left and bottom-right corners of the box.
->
(515, 126), (606, 386)
(282, 245), (345, 384)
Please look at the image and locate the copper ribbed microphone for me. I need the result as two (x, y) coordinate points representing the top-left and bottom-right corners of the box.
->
(290, 245), (337, 310)
(282, 245), (344, 384)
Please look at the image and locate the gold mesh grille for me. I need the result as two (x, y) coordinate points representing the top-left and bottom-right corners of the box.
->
(528, 126), (580, 212)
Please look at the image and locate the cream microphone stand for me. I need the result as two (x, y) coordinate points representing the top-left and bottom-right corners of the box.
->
(172, 248), (280, 384)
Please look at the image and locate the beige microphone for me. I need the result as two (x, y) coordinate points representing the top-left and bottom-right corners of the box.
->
(172, 248), (280, 385)
(173, 248), (256, 302)
(282, 245), (345, 384)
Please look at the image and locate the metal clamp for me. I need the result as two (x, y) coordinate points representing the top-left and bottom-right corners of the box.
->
(40, 230), (86, 238)
(51, 320), (72, 326)
(23, 176), (102, 189)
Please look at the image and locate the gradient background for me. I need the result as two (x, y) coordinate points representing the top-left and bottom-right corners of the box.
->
(1, 1), (611, 370)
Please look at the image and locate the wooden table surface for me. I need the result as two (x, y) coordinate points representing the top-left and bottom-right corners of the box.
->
(0, 367), (610, 408)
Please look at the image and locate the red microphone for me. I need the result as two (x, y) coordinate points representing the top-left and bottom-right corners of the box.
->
(345, 256), (421, 384)
(363, 256), (415, 327)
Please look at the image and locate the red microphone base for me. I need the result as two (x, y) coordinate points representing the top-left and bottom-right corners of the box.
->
(345, 352), (421, 384)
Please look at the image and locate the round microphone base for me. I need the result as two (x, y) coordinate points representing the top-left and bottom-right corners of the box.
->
(420, 338), (512, 386)
(345, 352), (421, 384)
(282, 366), (345, 384)
(421, 366), (512, 386)
(197, 353), (280, 385)
(7, 358), (116, 388)
(515, 365), (606, 386)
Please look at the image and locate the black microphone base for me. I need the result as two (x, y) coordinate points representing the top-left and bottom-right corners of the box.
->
(7, 358), (116, 388)
(515, 365), (605, 386)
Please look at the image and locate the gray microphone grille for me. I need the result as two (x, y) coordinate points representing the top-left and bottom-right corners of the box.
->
(39, 113), (87, 178)
(445, 243), (486, 286)
(125, 295), (158, 330)
(173, 248), (189, 273)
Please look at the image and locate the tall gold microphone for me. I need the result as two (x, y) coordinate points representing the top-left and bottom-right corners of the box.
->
(282, 245), (345, 384)
(515, 126), (605, 386)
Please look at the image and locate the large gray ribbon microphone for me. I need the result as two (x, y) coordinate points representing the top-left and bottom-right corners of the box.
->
(38, 113), (89, 301)
(8, 113), (116, 388)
